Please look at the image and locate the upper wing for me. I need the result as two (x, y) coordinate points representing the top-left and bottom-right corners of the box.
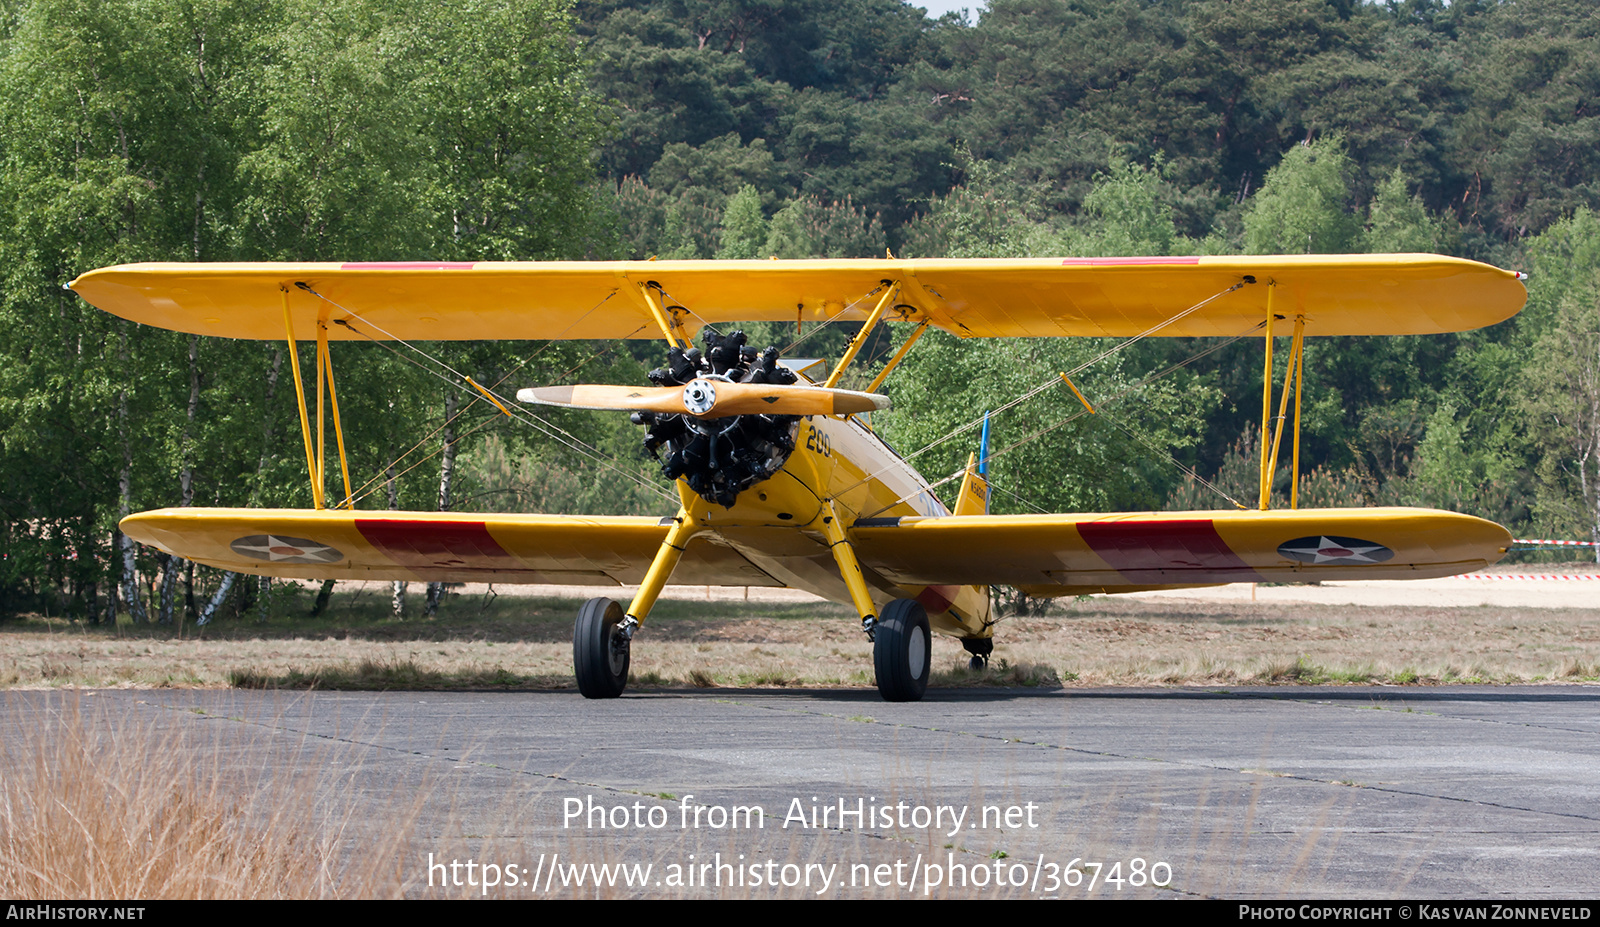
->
(69, 255), (1524, 342)
(122, 508), (781, 586)
(851, 507), (1511, 595)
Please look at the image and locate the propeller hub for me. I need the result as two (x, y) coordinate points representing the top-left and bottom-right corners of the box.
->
(682, 378), (717, 415)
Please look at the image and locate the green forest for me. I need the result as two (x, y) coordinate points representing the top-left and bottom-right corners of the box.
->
(1, 0), (1598, 622)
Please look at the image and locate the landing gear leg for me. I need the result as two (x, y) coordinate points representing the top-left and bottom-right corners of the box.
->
(874, 599), (931, 701)
(626, 502), (703, 625)
(816, 501), (879, 635)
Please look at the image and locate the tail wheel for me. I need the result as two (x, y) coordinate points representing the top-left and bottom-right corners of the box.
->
(873, 598), (931, 702)
(574, 597), (630, 699)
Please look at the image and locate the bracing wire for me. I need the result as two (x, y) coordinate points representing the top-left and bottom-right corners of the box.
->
(297, 285), (677, 507)
(1090, 408), (1249, 510)
(857, 322), (1264, 519)
(896, 281), (1248, 468)
(840, 283), (1254, 511)
(483, 290), (620, 381)
(644, 282), (722, 345)
(344, 392), (481, 506)
(353, 412), (505, 507)
(980, 326), (1257, 472)
(986, 481), (1051, 515)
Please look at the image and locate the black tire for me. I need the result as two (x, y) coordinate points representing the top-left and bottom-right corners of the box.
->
(873, 598), (931, 702)
(574, 597), (629, 699)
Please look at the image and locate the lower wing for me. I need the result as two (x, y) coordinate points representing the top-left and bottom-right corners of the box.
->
(850, 507), (1511, 595)
(120, 508), (779, 586)
(123, 505), (1510, 597)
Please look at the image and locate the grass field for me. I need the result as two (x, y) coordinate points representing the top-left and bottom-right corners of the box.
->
(3, 581), (1597, 690)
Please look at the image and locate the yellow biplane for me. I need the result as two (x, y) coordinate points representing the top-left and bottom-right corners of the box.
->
(70, 255), (1526, 701)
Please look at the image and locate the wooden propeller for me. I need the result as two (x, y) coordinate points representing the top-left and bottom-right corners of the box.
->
(517, 379), (890, 419)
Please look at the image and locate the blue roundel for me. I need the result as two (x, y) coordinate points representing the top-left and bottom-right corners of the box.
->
(230, 535), (343, 564)
(1277, 536), (1394, 565)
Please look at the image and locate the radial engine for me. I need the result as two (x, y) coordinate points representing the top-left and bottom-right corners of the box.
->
(632, 330), (801, 507)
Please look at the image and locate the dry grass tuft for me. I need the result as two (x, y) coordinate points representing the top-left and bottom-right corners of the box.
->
(1559, 658), (1597, 679)
(688, 668), (718, 688)
(0, 695), (406, 899)
(1253, 656), (1329, 684)
(932, 658), (1066, 689)
(228, 657), (566, 691)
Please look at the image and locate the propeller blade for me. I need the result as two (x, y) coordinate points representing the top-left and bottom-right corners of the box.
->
(517, 380), (890, 418)
(517, 384), (686, 414)
(709, 382), (890, 417)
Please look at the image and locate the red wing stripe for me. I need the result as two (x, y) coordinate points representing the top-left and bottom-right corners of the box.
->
(1058, 256), (1201, 266)
(340, 262), (477, 270)
(1077, 519), (1262, 583)
(356, 519), (517, 571)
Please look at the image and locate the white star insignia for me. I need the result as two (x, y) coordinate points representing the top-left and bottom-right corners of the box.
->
(230, 535), (342, 563)
(1279, 536), (1390, 564)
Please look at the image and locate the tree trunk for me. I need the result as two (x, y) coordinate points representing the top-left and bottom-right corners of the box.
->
(311, 578), (335, 616)
(425, 391), (458, 618)
(388, 459), (407, 619)
(103, 571), (118, 625)
(157, 553), (180, 625)
(197, 570), (234, 626)
(1584, 450), (1599, 565)
(185, 560), (197, 623)
(117, 326), (147, 623)
(160, 333), (203, 625)
(233, 571), (254, 618)
(257, 575), (271, 624)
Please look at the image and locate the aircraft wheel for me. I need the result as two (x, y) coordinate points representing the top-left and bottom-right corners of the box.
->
(873, 598), (931, 702)
(968, 655), (987, 672)
(574, 597), (629, 699)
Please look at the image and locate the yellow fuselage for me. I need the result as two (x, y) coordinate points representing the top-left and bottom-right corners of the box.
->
(685, 414), (993, 640)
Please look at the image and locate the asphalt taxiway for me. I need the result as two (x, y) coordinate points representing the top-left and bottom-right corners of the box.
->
(10, 686), (1598, 898)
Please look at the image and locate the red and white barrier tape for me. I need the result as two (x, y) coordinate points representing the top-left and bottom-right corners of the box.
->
(1515, 538), (1600, 547)
(1459, 573), (1600, 581)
